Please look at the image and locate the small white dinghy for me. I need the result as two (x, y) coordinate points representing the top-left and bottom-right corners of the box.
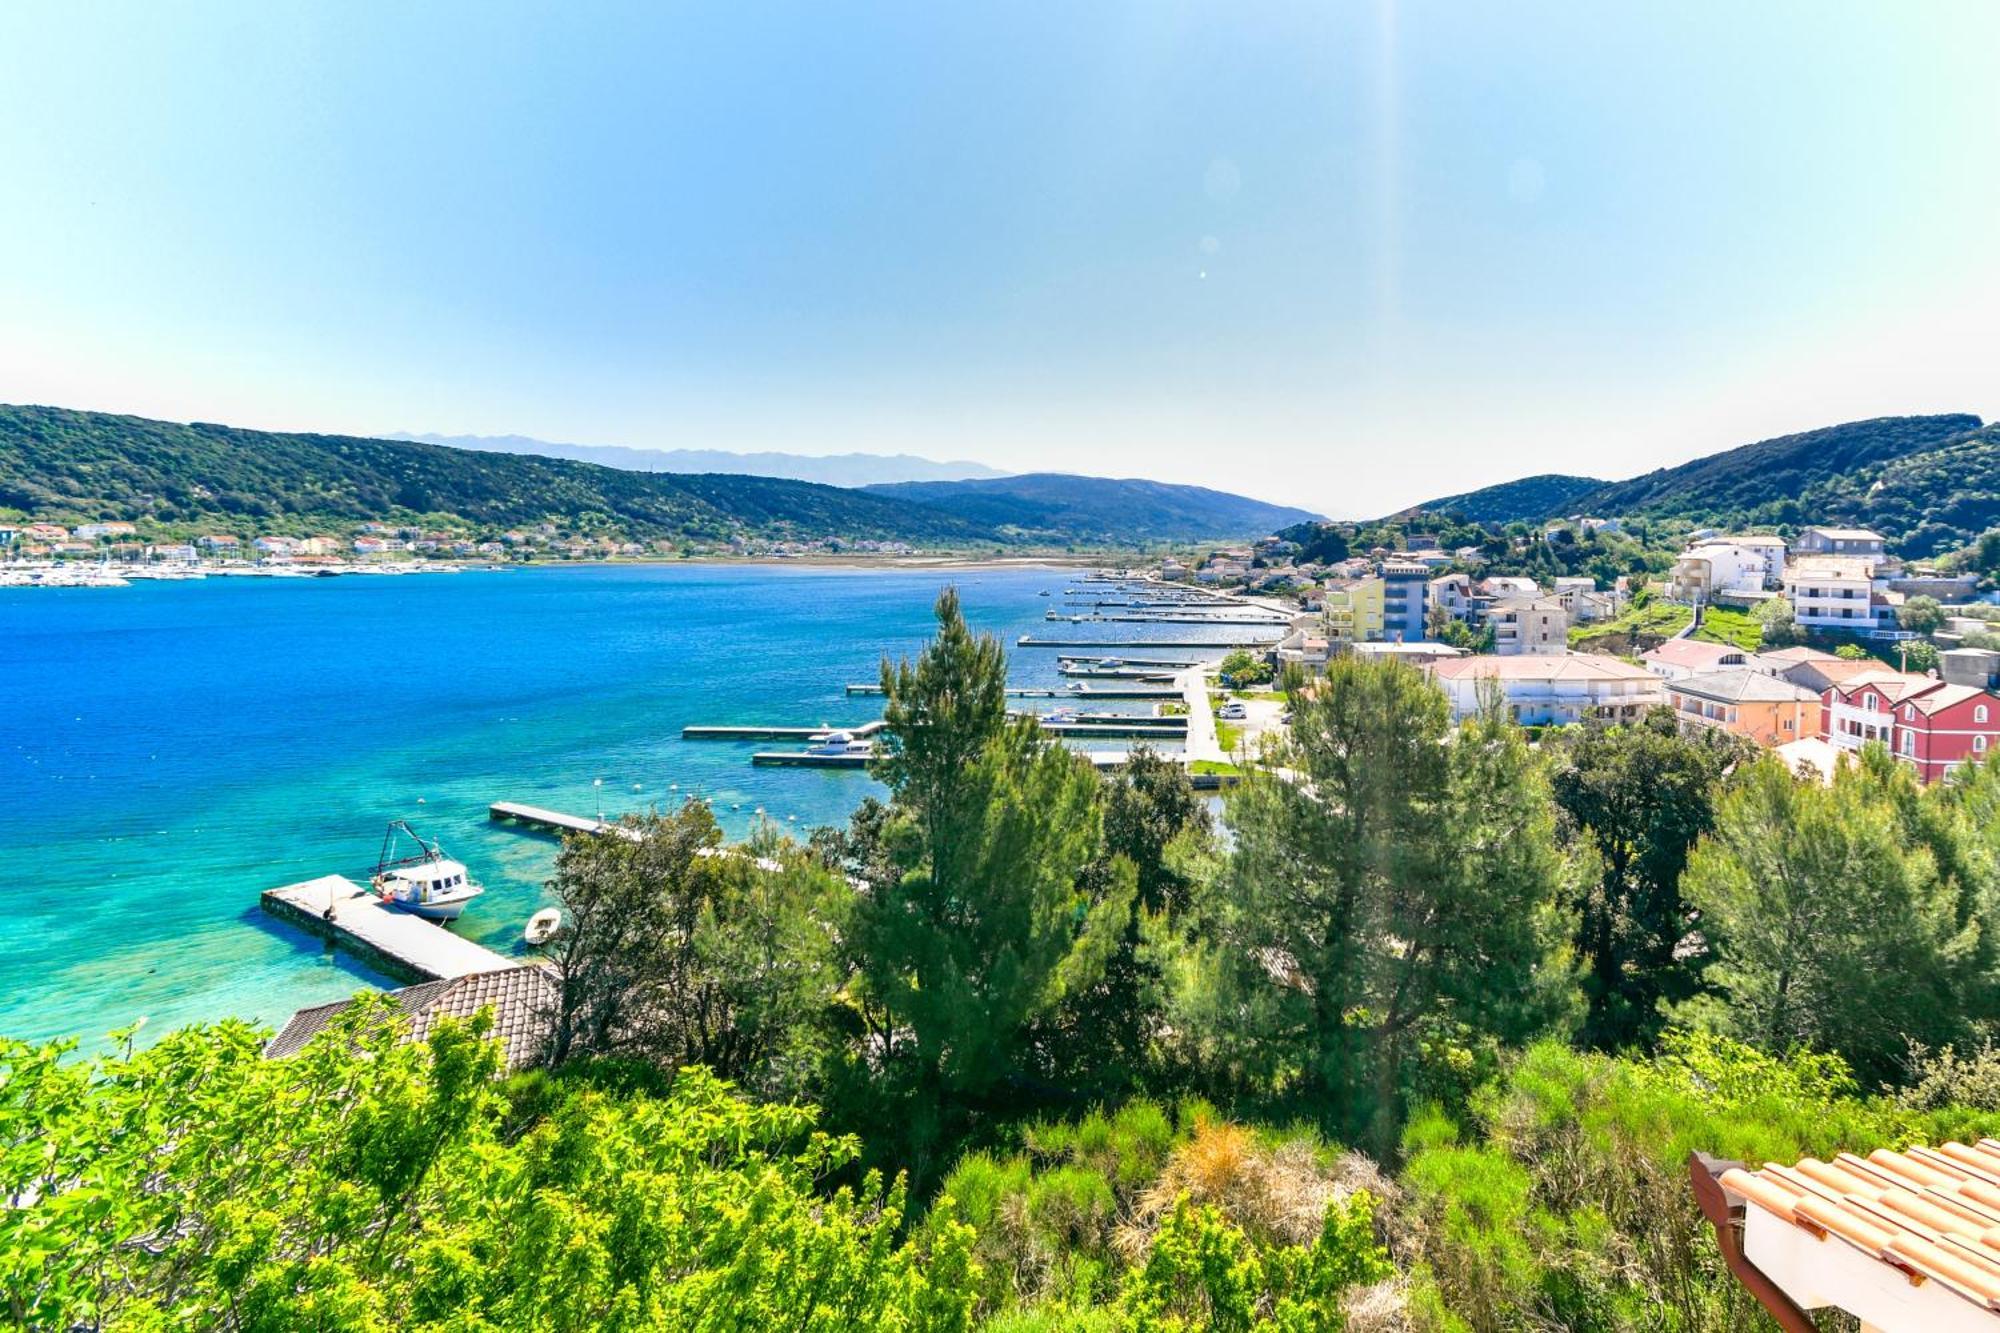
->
(524, 908), (562, 946)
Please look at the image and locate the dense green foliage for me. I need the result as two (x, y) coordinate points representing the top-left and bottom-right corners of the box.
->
(1411, 473), (1606, 525)
(862, 474), (1321, 544)
(0, 404), (992, 545)
(34, 608), (2000, 1329)
(1386, 413), (1999, 558)
(2, 1007), (975, 1331)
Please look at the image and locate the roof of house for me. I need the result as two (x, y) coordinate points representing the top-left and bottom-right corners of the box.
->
(1834, 670), (1944, 705)
(1906, 683), (1995, 716)
(1718, 1140), (2000, 1320)
(1350, 641), (1467, 658)
(1725, 534), (1788, 547)
(1643, 639), (1748, 671)
(1776, 736), (1846, 784)
(1668, 668), (1821, 705)
(1804, 526), (1886, 541)
(1788, 556), (1875, 580)
(1428, 653), (1656, 683)
(1756, 646), (1844, 664)
(265, 965), (553, 1070)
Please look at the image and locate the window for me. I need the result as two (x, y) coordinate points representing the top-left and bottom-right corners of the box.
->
(1902, 732), (1916, 756)
(1979, 705), (1990, 724)
(1864, 695), (1877, 711)
(1980, 736), (1990, 754)
(1906, 705), (1916, 721)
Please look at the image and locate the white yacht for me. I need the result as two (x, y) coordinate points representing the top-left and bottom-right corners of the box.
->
(805, 730), (875, 757)
(370, 821), (485, 922)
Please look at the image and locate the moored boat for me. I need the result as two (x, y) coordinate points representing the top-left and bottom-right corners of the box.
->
(370, 820), (485, 921)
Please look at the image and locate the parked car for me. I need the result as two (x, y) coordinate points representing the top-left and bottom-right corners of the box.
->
(1217, 702), (1248, 720)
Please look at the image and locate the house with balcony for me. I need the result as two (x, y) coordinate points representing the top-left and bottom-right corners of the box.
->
(1379, 560), (1430, 642)
(1641, 638), (1751, 680)
(1668, 536), (1785, 602)
(1663, 669), (1821, 747)
(1424, 653), (1662, 725)
(1796, 525), (1888, 568)
(1822, 671), (2000, 782)
(1784, 556), (1879, 632)
(1489, 596), (1569, 655)
(1321, 577), (1385, 644)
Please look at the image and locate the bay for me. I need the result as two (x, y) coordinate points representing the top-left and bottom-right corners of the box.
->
(0, 563), (1238, 1046)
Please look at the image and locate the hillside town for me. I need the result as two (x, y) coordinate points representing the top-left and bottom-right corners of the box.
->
(1185, 521), (2000, 785)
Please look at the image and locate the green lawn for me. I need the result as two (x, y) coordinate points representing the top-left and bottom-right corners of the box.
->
(1189, 759), (1244, 777)
(1569, 600), (1693, 649)
(1692, 604), (1765, 652)
(1213, 717), (1244, 750)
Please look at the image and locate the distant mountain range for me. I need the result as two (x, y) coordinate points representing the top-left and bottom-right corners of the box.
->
(1406, 414), (1995, 557)
(0, 405), (1312, 549)
(389, 432), (1008, 488)
(864, 474), (1321, 543)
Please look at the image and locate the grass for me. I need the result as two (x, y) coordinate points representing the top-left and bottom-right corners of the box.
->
(1232, 689), (1288, 704)
(1214, 719), (1245, 751)
(1569, 600), (1693, 649)
(1691, 604), (1765, 652)
(1189, 760), (1244, 777)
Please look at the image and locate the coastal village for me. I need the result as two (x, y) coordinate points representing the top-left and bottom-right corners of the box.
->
(1186, 519), (2000, 786)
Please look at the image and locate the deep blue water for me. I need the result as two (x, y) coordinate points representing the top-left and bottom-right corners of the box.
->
(0, 564), (1240, 1047)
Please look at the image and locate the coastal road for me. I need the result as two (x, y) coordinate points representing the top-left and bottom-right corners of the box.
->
(1177, 666), (1228, 765)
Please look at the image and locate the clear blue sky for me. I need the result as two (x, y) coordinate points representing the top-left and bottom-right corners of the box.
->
(3, 3), (1997, 516)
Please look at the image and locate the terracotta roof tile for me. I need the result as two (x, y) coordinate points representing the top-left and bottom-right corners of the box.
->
(1722, 1141), (2000, 1315)
(1643, 639), (1747, 671)
(266, 964), (554, 1070)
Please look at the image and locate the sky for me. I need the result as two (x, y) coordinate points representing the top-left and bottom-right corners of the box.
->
(3, 3), (1998, 518)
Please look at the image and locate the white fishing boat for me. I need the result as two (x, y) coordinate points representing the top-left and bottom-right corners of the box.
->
(524, 907), (562, 945)
(369, 821), (485, 922)
(804, 730), (874, 757)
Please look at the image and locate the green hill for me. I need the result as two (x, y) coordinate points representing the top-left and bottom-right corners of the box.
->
(1415, 473), (1606, 524)
(0, 404), (993, 546)
(1389, 414), (1994, 557)
(862, 474), (1320, 543)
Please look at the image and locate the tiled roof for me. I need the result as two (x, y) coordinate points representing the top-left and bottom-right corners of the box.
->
(1805, 527), (1886, 542)
(1644, 639), (1747, 671)
(1721, 1141), (2000, 1315)
(1668, 668), (1820, 704)
(1907, 683), (1995, 716)
(1428, 653), (1656, 683)
(1836, 671), (1944, 705)
(1756, 646), (1843, 664)
(266, 964), (554, 1070)
(1788, 556), (1875, 580)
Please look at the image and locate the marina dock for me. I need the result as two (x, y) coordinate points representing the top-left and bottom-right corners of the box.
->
(846, 683), (1065, 697)
(260, 874), (518, 985)
(1019, 635), (1282, 649)
(752, 750), (872, 767)
(488, 800), (642, 839)
(682, 720), (888, 741)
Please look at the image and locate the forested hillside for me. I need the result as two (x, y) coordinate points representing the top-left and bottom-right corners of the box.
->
(1407, 414), (1994, 556)
(1413, 471), (1605, 524)
(864, 473), (1321, 542)
(0, 405), (993, 545)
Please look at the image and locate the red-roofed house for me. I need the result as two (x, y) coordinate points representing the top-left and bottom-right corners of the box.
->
(1641, 637), (1750, 680)
(1823, 672), (2000, 782)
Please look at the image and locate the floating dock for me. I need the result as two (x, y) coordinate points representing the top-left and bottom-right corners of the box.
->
(488, 800), (644, 839)
(1038, 721), (1189, 738)
(1019, 636), (1281, 649)
(752, 750), (872, 768)
(1068, 686), (1183, 699)
(260, 875), (519, 985)
(846, 683), (1066, 697)
(1050, 614), (1292, 627)
(1056, 655), (1203, 668)
(682, 720), (888, 741)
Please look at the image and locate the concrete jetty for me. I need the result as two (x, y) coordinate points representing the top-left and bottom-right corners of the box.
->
(682, 719), (888, 741)
(1018, 635), (1282, 649)
(752, 750), (872, 768)
(489, 801), (643, 840)
(260, 875), (518, 985)
(846, 683), (1065, 697)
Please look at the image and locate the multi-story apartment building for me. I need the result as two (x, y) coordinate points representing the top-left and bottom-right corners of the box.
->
(1785, 556), (1879, 632)
(1380, 559), (1430, 642)
(1796, 526), (1888, 568)
(1668, 536), (1786, 601)
(1489, 596), (1569, 656)
(1663, 669), (1821, 747)
(1321, 578), (1386, 644)
(1822, 671), (2000, 782)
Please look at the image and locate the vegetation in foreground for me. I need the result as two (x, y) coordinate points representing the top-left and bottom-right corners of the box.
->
(17, 590), (2000, 1330)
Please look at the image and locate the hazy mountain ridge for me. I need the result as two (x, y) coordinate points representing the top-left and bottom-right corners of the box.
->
(864, 473), (1322, 543)
(390, 432), (1008, 488)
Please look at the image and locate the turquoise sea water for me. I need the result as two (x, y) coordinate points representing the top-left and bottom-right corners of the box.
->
(0, 564), (1243, 1047)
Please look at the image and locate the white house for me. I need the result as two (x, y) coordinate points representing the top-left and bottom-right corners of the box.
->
(1424, 654), (1662, 725)
(1640, 638), (1751, 680)
(1489, 596), (1569, 656)
(1669, 537), (1785, 601)
(1785, 556), (1878, 632)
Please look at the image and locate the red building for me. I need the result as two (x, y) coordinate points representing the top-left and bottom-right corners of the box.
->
(1822, 671), (2000, 783)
